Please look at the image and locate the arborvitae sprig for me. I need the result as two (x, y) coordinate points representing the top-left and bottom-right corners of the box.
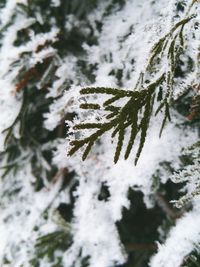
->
(68, 74), (166, 164)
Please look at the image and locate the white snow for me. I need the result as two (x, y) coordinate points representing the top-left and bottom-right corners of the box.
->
(150, 200), (200, 267)
(0, 0), (199, 266)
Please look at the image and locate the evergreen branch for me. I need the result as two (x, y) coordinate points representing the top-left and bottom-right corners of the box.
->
(170, 15), (195, 33)
(68, 11), (196, 164)
(146, 14), (195, 72)
(69, 74), (166, 164)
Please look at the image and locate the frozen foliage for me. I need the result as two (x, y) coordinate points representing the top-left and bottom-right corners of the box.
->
(0, 0), (58, 150)
(68, 0), (200, 164)
(0, 0), (199, 267)
(171, 143), (200, 208)
(0, 164), (65, 266)
(150, 200), (200, 267)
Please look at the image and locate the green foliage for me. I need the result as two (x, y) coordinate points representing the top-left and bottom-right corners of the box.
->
(30, 230), (72, 267)
(68, 10), (197, 164)
(69, 73), (167, 165)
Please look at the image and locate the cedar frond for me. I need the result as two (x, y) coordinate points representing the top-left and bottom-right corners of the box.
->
(68, 12), (196, 164)
(69, 73), (166, 164)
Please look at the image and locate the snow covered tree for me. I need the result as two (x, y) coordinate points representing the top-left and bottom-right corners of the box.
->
(0, 0), (199, 267)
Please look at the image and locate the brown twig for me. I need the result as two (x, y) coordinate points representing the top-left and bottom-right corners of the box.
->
(15, 67), (39, 92)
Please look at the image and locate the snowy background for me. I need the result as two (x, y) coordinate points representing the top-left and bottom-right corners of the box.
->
(0, 0), (199, 267)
